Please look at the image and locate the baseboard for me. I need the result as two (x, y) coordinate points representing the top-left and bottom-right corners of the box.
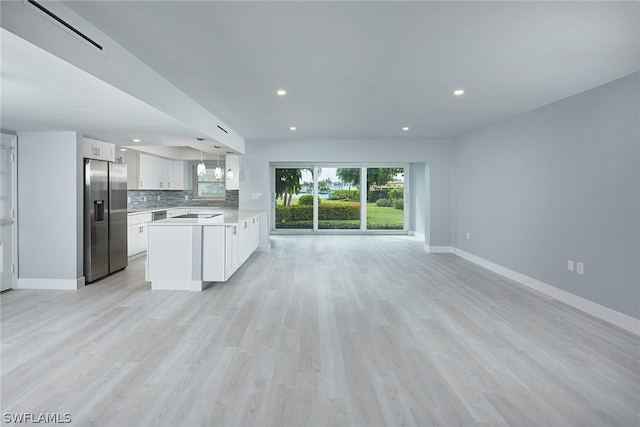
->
(17, 277), (85, 290)
(128, 251), (146, 261)
(409, 231), (425, 241)
(450, 247), (639, 336)
(426, 245), (452, 253)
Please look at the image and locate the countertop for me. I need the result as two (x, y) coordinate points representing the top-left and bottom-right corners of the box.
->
(127, 206), (221, 215)
(146, 209), (265, 226)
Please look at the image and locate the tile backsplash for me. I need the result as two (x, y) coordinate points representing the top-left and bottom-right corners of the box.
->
(128, 190), (238, 210)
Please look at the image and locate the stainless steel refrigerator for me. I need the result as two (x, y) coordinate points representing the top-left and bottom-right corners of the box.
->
(84, 159), (128, 283)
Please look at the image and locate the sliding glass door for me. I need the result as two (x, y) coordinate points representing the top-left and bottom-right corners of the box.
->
(366, 167), (405, 230)
(274, 167), (314, 230)
(272, 163), (407, 233)
(318, 167), (361, 230)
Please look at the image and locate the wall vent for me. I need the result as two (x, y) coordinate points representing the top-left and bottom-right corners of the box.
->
(24, 1), (104, 53)
(217, 125), (228, 134)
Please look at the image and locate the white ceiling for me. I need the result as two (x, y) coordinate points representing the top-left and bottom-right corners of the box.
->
(0, 29), (204, 149)
(2, 1), (639, 147)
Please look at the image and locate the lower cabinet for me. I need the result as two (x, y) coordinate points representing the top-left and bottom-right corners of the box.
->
(127, 224), (147, 256)
(202, 225), (239, 281)
(238, 214), (260, 264)
(127, 212), (152, 256)
(202, 214), (260, 282)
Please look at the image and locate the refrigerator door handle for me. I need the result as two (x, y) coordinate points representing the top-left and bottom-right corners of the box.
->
(94, 200), (105, 222)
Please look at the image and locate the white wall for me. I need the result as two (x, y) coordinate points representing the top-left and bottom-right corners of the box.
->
(452, 72), (639, 319)
(17, 131), (84, 289)
(239, 138), (453, 246)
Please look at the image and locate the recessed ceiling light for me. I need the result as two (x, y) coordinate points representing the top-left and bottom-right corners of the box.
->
(289, 126), (296, 131)
(402, 127), (409, 131)
(453, 89), (465, 96)
(132, 138), (141, 142)
(120, 148), (127, 152)
(276, 89), (287, 96)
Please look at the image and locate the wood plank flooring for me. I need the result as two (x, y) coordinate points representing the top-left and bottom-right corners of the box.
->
(1, 235), (638, 426)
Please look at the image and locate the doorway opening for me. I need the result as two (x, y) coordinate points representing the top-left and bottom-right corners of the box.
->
(1, 133), (17, 291)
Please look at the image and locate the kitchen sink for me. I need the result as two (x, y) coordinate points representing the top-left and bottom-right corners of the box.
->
(173, 213), (221, 219)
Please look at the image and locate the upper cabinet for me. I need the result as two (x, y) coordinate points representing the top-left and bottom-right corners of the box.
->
(83, 138), (115, 162)
(225, 155), (240, 190)
(171, 160), (186, 190)
(122, 151), (188, 190)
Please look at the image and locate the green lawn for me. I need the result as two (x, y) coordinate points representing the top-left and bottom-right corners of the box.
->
(275, 197), (403, 229)
(366, 203), (404, 228)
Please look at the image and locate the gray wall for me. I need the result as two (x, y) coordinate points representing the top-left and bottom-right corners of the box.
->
(452, 72), (640, 318)
(17, 131), (83, 280)
(239, 138), (453, 246)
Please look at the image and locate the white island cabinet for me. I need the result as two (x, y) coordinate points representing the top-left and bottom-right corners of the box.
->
(145, 211), (265, 291)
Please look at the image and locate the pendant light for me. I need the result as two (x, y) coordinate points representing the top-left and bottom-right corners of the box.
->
(214, 146), (223, 179)
(196, 138), (206, 177)
(225, 151), (234, 180)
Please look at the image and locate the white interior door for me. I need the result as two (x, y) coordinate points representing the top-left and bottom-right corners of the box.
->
(0, 134), (16, 291)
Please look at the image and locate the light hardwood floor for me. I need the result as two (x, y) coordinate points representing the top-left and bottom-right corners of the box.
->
(1, 235), (638, 426)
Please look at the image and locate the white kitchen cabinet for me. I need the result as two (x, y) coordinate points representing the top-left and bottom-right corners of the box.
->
(122, 151), (188, 190)
(171, 160), (187, 190)
(154, 156), (172, 189)
(202, 226), (227, 281)
(121, 150), (140, 189)
(138, 154), (175, 189)
(202, 224), (240, 281)
(225, 155), (240, 190)
(202, 214), (259, 282)
(127, 212), (152, 256)
(83, 138), (115, 162)
(138, 153), (154, 189)
(146, 211), (265, 290)
(227, 224), (240, 274)
(238, 214), (260, 264)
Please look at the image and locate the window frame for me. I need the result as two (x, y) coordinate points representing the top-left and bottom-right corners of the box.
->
(270, 162), (409, 234)
(192, 163), (226, 200)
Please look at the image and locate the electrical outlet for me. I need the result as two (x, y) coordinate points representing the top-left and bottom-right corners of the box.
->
(567, 260), (574, 272)
(466, 232), (470, 240)
(576, 262), (584, 275)
(184, 195), (189, 200)
(127, 196), (131, 203)
(143, 196), (147, 202)
(157, 195), (161, 201)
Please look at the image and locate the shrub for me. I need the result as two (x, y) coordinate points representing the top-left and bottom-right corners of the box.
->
(329, 189), (360, 201)
(276, 203), (360, 224)
(388, 188), (404, 200)
(298, 194), (316, 205)
(393, 199), (404, 210)
(319, 203), (360, 220)
(367, 189), (389, 203)
(276, 205), (313, 223)
(375, 198), (393, 207)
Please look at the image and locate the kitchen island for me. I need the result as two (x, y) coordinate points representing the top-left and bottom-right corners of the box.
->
(145, 209), (266, 291)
